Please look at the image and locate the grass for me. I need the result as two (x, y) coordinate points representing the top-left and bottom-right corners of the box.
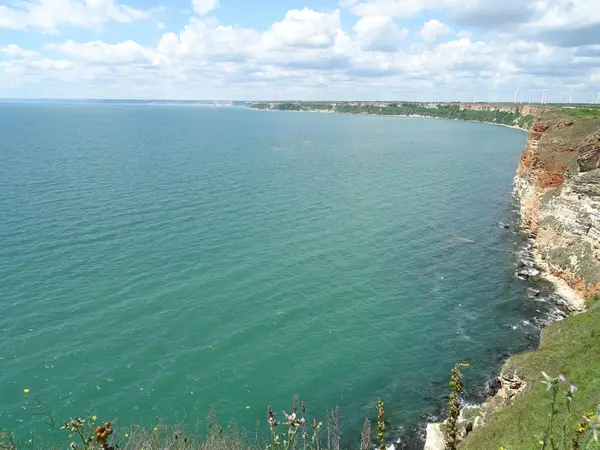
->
(460, 299), (600, 450)
(0, 401), (351, 450)
(0, 409), (255, 450)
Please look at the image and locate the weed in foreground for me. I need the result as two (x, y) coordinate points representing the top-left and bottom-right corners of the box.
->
(538, 372), (600, 450)
(445, 363), (469, 450)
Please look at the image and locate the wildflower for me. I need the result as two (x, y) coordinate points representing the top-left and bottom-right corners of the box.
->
(28, 439), (32, 443)
(153, 427), (158, 431)
(287, 413), (296, 421)
(23, 388), (30, 394)
(570, 385), (578, 393)
(125, 433), (129, 438)
(300, 417), (305, 424)
(558, 375), (567, 383)
(92, 415), (97, 421)
(95, 422), (113, 444)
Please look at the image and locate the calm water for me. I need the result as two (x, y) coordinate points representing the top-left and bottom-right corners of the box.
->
(1, 104), (539, 444)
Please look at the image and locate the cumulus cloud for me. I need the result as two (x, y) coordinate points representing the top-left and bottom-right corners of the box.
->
(346, 0), (599, 48)
(348, 0), (529, 22)
(0, 0), (154, 32)
(44, 40), (154, 64)
(354, 16), (408, 52)
(156, 18), (260, 62)
(191, 0), (219, 16)
(2, 1), (600, 100)
(419, 19), (452, 42)
(1, 44), (41, 59)
(264, 8), (342, 49)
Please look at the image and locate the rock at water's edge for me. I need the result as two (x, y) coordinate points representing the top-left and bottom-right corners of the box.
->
(424, 423), (445, 450)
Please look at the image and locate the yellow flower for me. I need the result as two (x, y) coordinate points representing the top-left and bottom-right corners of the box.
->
(24, 388), (30, 394)
(68, 434), (72, 438)
(28, 439), (33, 443)
(153, 427), (158, 431)
(124, 434), (129, 438)
(92, 415), (97, 420)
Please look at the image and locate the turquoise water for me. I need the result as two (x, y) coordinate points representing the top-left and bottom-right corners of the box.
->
(1, 104), (538, 444)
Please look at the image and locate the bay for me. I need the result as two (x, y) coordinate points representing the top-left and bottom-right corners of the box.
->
(0, 104), (539, 445)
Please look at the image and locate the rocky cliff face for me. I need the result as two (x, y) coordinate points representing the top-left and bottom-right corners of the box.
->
(514, 113), (600, 299)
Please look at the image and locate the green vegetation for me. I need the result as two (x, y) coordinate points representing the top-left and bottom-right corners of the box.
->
(251, 102), (527, 127)
(460, 300), (600, 450)
(552, 106), (600, 119)
(518, 114), (535, 129)
(446, 364), (469, 450)
(0, 397), (370, 450)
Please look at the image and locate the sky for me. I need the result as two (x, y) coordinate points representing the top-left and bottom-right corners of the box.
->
(0, 0), (600, 101)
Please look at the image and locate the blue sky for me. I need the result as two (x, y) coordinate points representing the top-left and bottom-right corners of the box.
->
(1, 0), (599, 101)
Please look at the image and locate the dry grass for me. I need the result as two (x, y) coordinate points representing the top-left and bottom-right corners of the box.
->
(1, 402), (355, 450)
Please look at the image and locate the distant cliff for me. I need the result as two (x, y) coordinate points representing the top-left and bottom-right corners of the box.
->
(514, 110), (600, 299)
(250, 101), (536, 129)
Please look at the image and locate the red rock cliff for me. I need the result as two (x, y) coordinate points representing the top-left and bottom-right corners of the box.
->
(514, 113), (600, 299)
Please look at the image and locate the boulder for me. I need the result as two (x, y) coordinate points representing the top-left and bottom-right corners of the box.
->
(517, 267), (540, 278)
(457, 405), (481, 438)
(486, 377), (502, 397)
(424, 423), (446, 450)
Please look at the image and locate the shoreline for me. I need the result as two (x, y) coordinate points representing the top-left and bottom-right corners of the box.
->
(248, 107), (529, 132)
(532, 251), (586, 312)
(253, 104), (546, 450)
(423, 199), (587, 449)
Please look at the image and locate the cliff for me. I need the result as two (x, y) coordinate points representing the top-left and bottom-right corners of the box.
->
(250, 102), (536, 128)
(514, 110), (600, 299)
(425, 107), (600, 450)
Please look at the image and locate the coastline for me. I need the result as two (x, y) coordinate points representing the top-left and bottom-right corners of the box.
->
(532, 252), (585, 312)
(423, 212), (587, 450)
(248, 107), (529, 132)
(253, 103), (557, 450)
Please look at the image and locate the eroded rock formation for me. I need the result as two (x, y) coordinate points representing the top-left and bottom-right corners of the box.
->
(514, 114), (600, 299)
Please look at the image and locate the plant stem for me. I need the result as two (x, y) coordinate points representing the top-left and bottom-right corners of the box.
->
(541, 386), (558, 450)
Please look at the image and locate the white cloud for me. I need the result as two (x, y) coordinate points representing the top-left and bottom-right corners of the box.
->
(0, 6), (26, 30)
(192, 0), (219, 16)
(354, 17), (408, 52)
(44, 40), (154, 64)
(0, 0), (154, 32)
(264, 8), (342, 49)
(347, 0), (600, 47)
(156, 18), (260, 61)
(347, 0), (528, 23)
(350, 0), (433, 18)
(419, 19), (452, 42)
(1, 44), (41, 59)
(156, 22), (165, 29)
(2, 2), (600, 100)
(530, 0), (600, 29)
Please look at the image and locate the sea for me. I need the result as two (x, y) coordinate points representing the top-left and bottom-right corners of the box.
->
(0, 103), (551, 447)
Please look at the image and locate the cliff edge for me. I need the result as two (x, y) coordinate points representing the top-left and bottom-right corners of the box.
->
(514, 109), (600, 300)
